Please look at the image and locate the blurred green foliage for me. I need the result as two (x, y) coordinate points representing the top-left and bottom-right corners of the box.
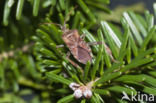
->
(0, 0), (156, 103)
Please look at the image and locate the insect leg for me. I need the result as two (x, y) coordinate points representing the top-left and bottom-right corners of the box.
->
(80, 34), (86, 40)
(40, 22), (63, 29)
(87, 41), (103, 46)
(88, 41), (113, 58)
(66, 52), (78, 67)
(56, 44), (64, 48)
(66, 51), (71, 58)
(88, 42), (118, 62)
(103, 44), (118, 63)
(56, 47), (83, 70)
(62, 6), (78, 31)
(66, 52), (83, 73)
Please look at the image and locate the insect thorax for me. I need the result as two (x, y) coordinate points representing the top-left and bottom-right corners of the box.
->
(62, 29), (79, 44)
(62, 29), (92, 64)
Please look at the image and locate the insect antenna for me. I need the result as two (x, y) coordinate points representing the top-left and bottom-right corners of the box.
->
(40, 6), (77, 32)
(62, 6), (78, 32)
(40, 22), (63, 29)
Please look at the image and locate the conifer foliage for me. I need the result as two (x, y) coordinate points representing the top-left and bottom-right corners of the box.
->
(0, 0), (156, 103)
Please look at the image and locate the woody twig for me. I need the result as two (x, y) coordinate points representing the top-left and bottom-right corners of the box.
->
(0, 43), (34, 62)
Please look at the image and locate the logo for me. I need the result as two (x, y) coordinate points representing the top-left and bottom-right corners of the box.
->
(122, 91), (155, 102)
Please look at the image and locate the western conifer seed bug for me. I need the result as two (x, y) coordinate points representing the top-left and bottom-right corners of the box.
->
(44, 7), (115, 67)
(59, 10), (93, 64)
(43, 8), (92, 65)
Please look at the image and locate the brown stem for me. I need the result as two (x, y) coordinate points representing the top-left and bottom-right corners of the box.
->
(0, 43), (34, 62)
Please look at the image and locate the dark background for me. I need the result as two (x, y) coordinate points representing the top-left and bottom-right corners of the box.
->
(110, 0), (155, 13)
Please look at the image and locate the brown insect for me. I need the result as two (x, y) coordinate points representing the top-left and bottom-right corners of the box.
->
(44, 8), (115, 66)
(59, 23), (115, 64)
(61, 27), (92, 64)
(45, 8), (93, 65)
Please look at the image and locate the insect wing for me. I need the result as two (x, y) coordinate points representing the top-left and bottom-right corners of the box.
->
(77, 46), (92, 64)
(77, 39), (92, 64)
